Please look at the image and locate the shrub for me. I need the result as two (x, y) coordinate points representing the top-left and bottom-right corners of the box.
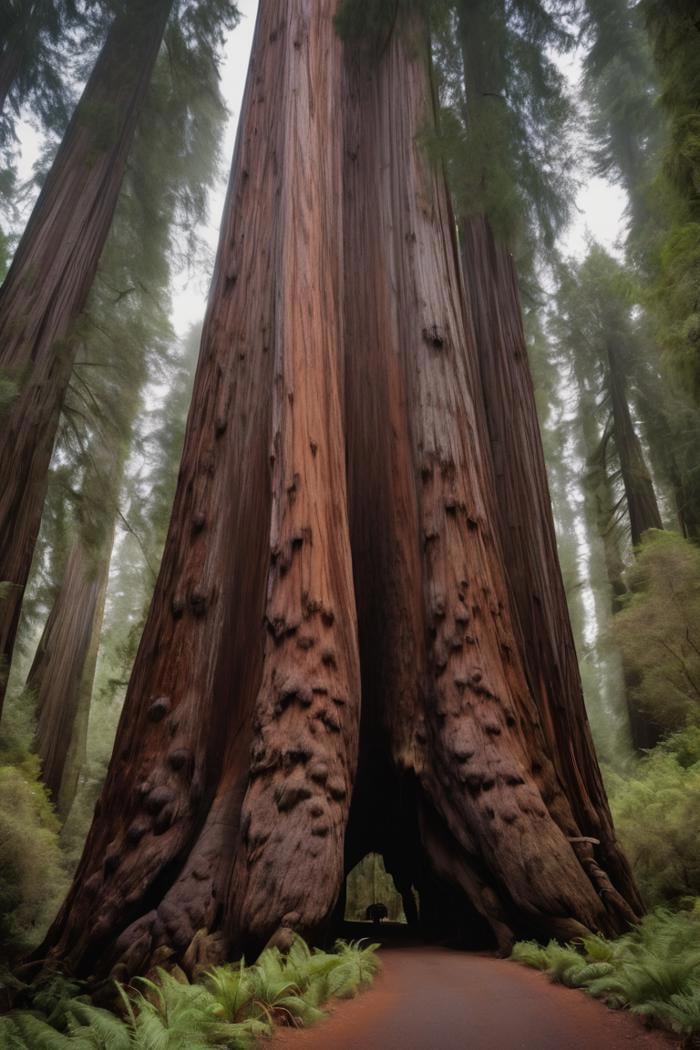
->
(0, 696), (69, 953)
(606, 726), (700, 904)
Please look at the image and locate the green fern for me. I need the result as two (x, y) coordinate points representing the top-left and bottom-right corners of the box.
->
(511, 940), (552, 969)
(0, 937), (380, 1048)
(0, 1010), (73, 1049)
(566, 962), (615, 985)
(512, 905), (700, 1037)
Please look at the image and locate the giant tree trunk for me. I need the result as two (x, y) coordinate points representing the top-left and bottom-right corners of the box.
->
(460, 215), (640, 910)
(38, 0), (359, 980)
(0, 0), (173, 713)
(37, 2), (638, 981)
(341, 16), (638, 950)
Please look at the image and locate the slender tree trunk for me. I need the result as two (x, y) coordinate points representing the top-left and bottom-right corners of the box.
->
(28, 526), (112, 817)
(460, 215), (640, 908)
(38, 0), (359, 980)
(606, 343), (663, 546)
(342, 15), (638, 952)
(28, 445), (122, 818)
(586, 431), (628, 613)
(577, 360), (661, 750)
(0, 45), (22, 118)
(0, 0), (173, 713)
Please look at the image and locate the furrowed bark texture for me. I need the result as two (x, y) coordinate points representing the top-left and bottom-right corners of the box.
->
(38, 0), (359, 979)
(0, 0), (173, 712)
(342, 18), (637, 949)
(460, 215), (641, 915)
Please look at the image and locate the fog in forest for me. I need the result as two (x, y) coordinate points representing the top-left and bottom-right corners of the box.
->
(1, 1), (699, 1046)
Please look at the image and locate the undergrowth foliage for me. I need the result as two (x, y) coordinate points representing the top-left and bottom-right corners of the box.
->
(0, 937), (380, 1049)
(512, 906), (700, 1042)
(606, 727), (700, 905)
(0, 702), (68, 950)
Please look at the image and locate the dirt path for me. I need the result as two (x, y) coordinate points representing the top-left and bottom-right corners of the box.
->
(272, 947), (679, 1050)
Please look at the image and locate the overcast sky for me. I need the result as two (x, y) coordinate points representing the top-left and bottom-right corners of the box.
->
(10, 0), (627, 338)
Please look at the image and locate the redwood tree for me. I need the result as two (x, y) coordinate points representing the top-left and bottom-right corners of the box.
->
(0, 0), (173, 712)
(432, 0), (639, 903)
(39, 0), (359, 979)
(24, 12), (231, 820)
(38, 0), (639, 981)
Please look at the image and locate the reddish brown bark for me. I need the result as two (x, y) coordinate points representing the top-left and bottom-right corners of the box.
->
(36, 3), (639, 980)
(460, 215), (641, 913)
(342, 16), (638, 949)
(38, 0), (359, 979)
(0, 0), (173, 713)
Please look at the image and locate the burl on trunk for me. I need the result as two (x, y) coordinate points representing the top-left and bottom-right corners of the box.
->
(37, 0), (639, 981)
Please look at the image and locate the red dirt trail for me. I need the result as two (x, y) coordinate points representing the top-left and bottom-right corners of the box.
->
(272, 947), (679, 1050)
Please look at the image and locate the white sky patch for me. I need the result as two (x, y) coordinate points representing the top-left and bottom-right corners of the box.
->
(560, 176), (628, 260)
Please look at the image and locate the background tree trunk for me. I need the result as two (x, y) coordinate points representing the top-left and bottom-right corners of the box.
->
(28, 533), (111, 817)
(37, 0), (359, 980)
(606, 344), (664, 747)
(0, 0), (172, 713)
(606, 342), (663, 546)
(28, 446), (122, 819)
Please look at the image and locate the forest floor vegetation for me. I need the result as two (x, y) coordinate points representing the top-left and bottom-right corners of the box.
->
(512, 904), (700, 1045)
(0, 937), (380, 1049)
